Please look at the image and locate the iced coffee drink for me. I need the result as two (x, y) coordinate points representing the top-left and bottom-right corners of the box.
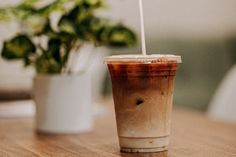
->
(105, 54), (182, 153)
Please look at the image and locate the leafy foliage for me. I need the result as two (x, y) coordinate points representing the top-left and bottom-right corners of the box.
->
(0, 0), (136, 74)
(2, 35), (36, 59)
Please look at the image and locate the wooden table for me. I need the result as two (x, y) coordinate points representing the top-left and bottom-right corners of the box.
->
(0, 100), (236, 157)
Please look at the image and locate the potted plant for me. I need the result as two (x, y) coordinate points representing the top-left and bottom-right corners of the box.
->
(0, 0), (136, 134)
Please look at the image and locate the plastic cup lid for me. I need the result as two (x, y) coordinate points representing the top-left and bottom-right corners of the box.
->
(104, 54), (182, 64)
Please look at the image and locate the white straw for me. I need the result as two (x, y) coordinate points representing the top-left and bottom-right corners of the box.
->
(138, 0), (147, 55)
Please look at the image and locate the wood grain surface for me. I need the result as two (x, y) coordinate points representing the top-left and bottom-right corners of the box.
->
(0, 100), (235, 157)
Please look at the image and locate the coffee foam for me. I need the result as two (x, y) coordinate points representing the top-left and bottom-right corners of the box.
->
(104, 54), (182, 64)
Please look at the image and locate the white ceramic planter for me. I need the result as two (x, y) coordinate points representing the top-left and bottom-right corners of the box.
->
(33, 72), (92, 134)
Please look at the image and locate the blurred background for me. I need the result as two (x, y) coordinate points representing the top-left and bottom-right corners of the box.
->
(102, 0), (236, 114)
(0, 0), (236, 119)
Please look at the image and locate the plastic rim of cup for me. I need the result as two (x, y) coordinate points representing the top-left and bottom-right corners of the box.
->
(104, 54), (182, 64)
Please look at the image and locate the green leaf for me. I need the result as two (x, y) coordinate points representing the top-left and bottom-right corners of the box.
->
(84, 0), (100, 6)
(58, 16), (77, 35)
(75, 18), (91, 39)
(23, 14), (47, 35)
(13, 3), (36, 20)
(35, 0), (69, 16)
(37, 18), (58, 38)
(87, 17), (108, 43)
(35, 55), (62, 74)
(107, 25), (136, 47)
(39, 19), (73, 44)
(83, 0), (104, 9)
(47, 38), (62, 63)
(89, 17), (107, 33)
(1, 35), (36, 59)
(98, 26), (111, 43)
(34, 38), (64, 74)
(0, 7), (33, 22)
(0, 9), (12, 21)
(21, 0), (38, 7)
(65, 4), (96, 23)
(23, 56), (33, 67)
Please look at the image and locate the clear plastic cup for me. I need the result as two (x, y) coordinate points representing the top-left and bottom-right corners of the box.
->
(105, 54), (182, 153)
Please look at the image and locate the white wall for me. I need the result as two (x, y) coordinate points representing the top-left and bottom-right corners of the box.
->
(2, 0), (236, 40)
(103, 0), (236, 39)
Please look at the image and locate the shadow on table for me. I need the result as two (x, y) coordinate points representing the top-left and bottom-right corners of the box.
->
(119, 151), (168, 157)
